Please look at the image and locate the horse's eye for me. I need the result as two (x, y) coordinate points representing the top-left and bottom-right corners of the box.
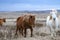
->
(30, 16), (32, 18)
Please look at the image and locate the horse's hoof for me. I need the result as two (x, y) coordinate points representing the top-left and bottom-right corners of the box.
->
(14, 34), (18, 38)
(51, 37), (56, 40)
(31, 34), (33, 37)
(31, 36), (32, 37)
(24, 36), (26, 38)
(30, 35), (33, 37)
(14, 35), (18, 38)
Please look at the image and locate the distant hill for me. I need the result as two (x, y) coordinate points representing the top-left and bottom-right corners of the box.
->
(0, 10), (60, 14)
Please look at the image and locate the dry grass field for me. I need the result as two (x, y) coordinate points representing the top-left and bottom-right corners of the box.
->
(0, 13), (60, 40)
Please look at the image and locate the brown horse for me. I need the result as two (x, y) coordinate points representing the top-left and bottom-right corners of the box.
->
(15, 14), (35, 37)
(0, 18), (6, 26)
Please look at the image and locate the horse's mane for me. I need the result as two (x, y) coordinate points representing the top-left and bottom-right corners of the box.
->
(17, 17), (21, 21)
(49, 15), (52, 20)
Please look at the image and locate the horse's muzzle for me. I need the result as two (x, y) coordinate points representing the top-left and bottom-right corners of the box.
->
(53, 18), (55, 21)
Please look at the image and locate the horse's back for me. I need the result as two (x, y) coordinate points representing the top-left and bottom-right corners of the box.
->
(16, 16), (24, 26)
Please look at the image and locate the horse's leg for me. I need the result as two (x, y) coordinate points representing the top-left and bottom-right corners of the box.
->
(0, 24), (2, 27)
(49, 28), (55, 39)
(19, 27), (21, 34)
(55, 19), (59, 32)
(21, 25), (24, 36)
(15, 26), (19, 36)
(30, 27), (33, 37)
(55, 19), (59, 30)
(18, 26), (21, 33)
(21, 27), (23, 36)
(54, 30), (56, 37)
(49, 24), (54, 38)
(54, 19), (59, 37)
(24, 28), (27, 37)
(18, 27), (23, 36)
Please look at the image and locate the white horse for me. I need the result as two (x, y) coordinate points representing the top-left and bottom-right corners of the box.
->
(46, 9), (59, 38)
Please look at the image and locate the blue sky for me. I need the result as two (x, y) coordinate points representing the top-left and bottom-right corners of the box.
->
(0, 0), (60, 11)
